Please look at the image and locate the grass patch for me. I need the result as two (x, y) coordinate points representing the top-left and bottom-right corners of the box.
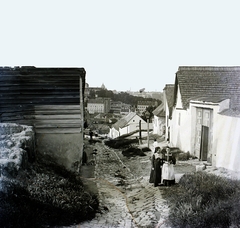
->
(0, 154), (99, 227)
(162, 172), (240, 228)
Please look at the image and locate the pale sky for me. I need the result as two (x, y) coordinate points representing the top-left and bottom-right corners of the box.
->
(1, 1), (240, 92)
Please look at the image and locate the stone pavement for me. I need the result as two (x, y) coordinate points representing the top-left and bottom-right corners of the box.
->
(75, 137), (197, 228)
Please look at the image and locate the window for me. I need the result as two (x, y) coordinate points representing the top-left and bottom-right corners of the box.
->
(178, 113), (181, 125)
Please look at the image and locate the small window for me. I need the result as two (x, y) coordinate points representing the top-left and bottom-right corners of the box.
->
(178, 113), (181, 125)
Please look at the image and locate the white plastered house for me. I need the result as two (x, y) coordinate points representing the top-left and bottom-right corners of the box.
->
(163, 84), (175, 142)
(152, 103), (165, 136)
(170, 66), (240, 172)
(108, 112), (148, 139)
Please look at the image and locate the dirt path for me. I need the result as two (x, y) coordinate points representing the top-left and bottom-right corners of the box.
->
(78, 139), (178, 228)
(77, 136), (238, 228)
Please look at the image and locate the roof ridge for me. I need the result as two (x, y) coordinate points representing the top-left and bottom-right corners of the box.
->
(178, 66), (240, 71)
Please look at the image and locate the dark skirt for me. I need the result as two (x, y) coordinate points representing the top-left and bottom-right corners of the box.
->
(154, 159), (162, 187)
(149, 168), (154, 183)
(149, 156), (164, 186)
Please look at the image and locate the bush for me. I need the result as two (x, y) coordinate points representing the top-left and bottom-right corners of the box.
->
(163, 172), (240, 228)
(0, 155), (99, 227)
(177, 151), (197, 161)
(122, 147), (146, 157)
(104, 138), (138, 149)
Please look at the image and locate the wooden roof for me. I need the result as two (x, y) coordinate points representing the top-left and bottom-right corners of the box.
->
(0, 66), (86, 133)
(174, 66), (240, 115)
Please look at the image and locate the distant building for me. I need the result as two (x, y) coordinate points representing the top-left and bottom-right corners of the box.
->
(109, 112), (149, 139)
(127, 91), (163, 100)
(87, 98), (111, 114)
(137, 100), (157, 115)
(120, 107), (131, 116)
(110, 101), (123, 114)
(120, 103), (131, 115)
(152, 103), (165, 136)
(110, 101), (131, 114)
(101, 83), (107, 90)
(86, 86), (104, 96)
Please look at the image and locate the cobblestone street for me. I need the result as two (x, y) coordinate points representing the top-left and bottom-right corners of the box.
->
(76, 137), (196, 228)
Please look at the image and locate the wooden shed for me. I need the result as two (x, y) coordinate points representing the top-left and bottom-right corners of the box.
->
(0, 66), (86, 171)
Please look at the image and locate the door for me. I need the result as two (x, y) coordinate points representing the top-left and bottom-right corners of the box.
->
(200, 125), (209, 161)
(195, 108), (212, 160)
(195, 109), (202, 156)
(202, 109), (212, 154)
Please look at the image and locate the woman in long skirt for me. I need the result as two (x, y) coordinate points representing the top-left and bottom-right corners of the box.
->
(149, 147), (165, 187)
(162, 146), (176, 186)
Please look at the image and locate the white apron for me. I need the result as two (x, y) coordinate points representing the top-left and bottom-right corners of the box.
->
(162, 162), (175, 182)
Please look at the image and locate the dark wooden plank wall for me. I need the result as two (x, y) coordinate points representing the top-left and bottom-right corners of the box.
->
(0, 67), (86, 133)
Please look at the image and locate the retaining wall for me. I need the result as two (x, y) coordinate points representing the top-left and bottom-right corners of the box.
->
(0, 123), (35, 178)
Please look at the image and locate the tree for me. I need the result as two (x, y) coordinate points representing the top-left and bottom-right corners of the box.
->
(141, 106), (156, 122)
(88, 88), (160, 107)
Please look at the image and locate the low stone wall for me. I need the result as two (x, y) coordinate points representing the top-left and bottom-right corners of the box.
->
(0, 123), (36, 178)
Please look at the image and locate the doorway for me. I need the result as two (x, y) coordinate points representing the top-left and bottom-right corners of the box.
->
(195, 108), (212, 161)
(200, 125), (209, 161)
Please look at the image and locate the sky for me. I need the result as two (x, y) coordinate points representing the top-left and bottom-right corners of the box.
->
(1, 1), (240, 92)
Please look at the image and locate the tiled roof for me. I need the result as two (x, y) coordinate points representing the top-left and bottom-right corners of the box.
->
(164, 84), (175, 107)
(189, 95), (229, 103)
(112, 112), (137, 130)
(219, 108), (240, 117)
(163, 84), (175, 117)
(175, 67), (240, 114)
(152, 103), (165, 117)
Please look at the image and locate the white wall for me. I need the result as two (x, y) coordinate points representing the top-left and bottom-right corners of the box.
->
(172, 98), (240, 172)
(153, 116), (165, 135)
(119, 123), (138, 135)
(170, 86), (191, 151)
(165, 103), (171, 141)
(108, 116), (152, 139)
(119, 121), (150, 136)
(171, 107), (191, 152)
(108, 128), (120, 139)
(213, 115), (240, 172)
(153, 115), (159, 135)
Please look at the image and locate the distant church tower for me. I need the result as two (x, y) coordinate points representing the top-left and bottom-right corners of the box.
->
(101, 83), (107, 90)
